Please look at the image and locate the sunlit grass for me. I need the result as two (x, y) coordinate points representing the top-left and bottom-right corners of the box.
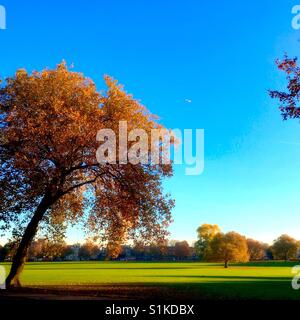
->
(1, 261), (299, 299)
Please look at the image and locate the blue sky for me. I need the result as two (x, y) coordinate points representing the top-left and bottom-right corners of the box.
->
(1, 0), (300, 244)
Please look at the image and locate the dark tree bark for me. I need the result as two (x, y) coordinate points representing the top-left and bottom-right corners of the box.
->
(5, 192), (55, 288)
(224, 260), (228, 268)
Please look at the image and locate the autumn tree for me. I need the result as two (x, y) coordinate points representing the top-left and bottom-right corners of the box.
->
(44, 240), (67, 261)
(268, 57), (300, 257)
(194, 223), (221, 260)
(149, 240), (168, 259)
(271, 235), (299, 261)
(124, 238), (166, 260)
(208, 232), (249, 268)
(174, 241), (190, 260)
(247, 238), (266, 261)
(269, 55), (300, 120)
(0, 63), (174, 287)
(105, 243), (122, 260)
(28, 239), (44, 260)
(78, 241), (100, 260)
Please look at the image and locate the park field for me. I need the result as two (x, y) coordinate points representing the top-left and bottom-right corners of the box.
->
(1, 261), (300, 300)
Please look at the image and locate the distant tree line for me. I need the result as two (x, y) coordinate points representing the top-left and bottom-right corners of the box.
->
(0, 239), (102, 262)
(0, 239), (197, 262)
(1, 225), (299, 265)
(195, 224), (300, 267)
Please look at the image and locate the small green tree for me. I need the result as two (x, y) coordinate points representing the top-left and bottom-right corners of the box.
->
(195, 224), (221, 260)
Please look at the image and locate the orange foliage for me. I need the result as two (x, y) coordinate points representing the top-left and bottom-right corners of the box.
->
(0, 62), (174, 285)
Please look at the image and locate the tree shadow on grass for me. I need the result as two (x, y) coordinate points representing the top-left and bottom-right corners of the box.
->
(4, 280), (299, 300)
(141, 275), (299, 300)
(141, 280), (299, 300)
(233, 261), (300, 267)
(144, 274), (291, 281)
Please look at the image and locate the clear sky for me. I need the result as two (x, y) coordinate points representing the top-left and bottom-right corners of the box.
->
(1, 0), (300, 244)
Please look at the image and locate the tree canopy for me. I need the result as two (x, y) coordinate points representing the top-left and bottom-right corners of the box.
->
(0, 62), (174, 286)
(270, 55), (300, 120)
(174, 241), (190, 259)
(271, 234), (299, 261)
(247, 239), (266, 261)
(208, 231), (249, 268)
(195, 223), (221, 260)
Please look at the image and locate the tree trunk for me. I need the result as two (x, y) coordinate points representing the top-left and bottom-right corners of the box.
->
(224, 260), (228, 268)
(5, 192), (54, 288)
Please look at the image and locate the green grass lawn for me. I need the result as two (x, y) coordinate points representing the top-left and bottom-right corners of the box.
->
(1, 261), (300, 299)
